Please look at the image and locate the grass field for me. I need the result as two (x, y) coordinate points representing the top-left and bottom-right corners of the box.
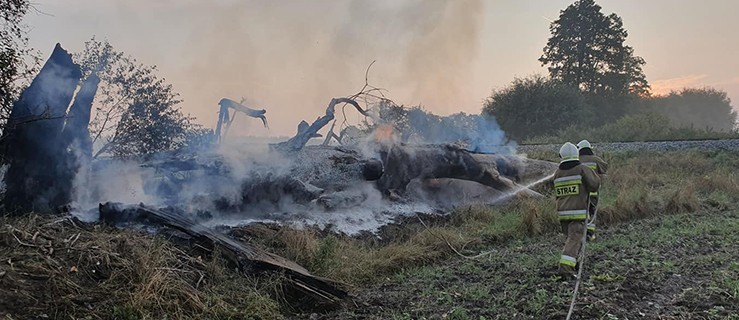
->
(300, 209), (739, 319)
(1, 149), (738, 319)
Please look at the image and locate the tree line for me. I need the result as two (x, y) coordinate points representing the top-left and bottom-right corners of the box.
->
(483, 0), (737, 142)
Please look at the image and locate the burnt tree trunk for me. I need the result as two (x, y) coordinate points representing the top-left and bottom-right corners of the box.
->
(56, 74), (101, 208)
(272, 98), (369, 152)
(63, 74), (100, 160)
(1, 44), (82, 214)
(215, 98), (268, 144)
(376, 143), (553, 196)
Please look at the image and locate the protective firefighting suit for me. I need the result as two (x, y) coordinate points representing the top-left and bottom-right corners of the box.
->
(577, 140), (608, 240)
(555, 142), (600, 274)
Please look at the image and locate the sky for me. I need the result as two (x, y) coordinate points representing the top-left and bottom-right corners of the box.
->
(23, 0), (739, 137)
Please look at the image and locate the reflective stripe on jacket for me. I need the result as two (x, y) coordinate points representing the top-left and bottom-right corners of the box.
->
(553, 162), (600, 221)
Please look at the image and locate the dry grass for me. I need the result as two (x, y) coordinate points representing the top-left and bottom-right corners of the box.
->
(598, 185), (657, 224)
(665, 184), (700, 214)
(0, 215), (283, 320)
(240, 226), (447, 286)
(517, 198), (558, 237)
(451, 204), (500, 226)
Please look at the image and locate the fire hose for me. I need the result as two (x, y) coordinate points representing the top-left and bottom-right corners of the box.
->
(565, 199), (598, 320)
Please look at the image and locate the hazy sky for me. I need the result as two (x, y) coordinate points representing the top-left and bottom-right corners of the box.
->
(24, 0), (739, 136)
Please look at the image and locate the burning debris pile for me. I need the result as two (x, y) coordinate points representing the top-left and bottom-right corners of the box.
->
(0, 44), (556, 305)
(94, 140), (554, 231)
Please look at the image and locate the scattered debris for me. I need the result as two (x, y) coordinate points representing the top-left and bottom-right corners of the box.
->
(98, 202), (348, 305)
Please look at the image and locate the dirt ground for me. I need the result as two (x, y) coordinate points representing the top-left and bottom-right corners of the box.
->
(292, 210), (739, 320)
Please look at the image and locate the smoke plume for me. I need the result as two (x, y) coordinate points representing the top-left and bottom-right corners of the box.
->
(174, 0), (485, 136)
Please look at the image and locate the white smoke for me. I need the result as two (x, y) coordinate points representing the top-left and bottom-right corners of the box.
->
(57, 0), (530, 234)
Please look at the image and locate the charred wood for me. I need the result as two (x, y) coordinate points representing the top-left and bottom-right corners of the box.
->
(55, 74), (102, 205)
(377, 144), (510, 193)
(289, 146), (383, 190)
(376, 144), (553, 197)
(321, 121), (342, 146)
(63, 74), (101, 160)
(215, 98), (268, 143)
(1, 44), (82, 213)
(231, 174), (323, 211)
(218, 98), (268, 128)
(98, 202), (348, 305)
(272, 98), (370, 152)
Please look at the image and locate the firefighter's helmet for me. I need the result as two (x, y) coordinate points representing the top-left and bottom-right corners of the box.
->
(577, 140), (592, 150)
(559, 142), (579, 163)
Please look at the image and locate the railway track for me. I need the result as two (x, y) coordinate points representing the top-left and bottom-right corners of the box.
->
(515, 138), (739, 154)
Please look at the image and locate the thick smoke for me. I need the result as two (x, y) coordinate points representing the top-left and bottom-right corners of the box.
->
(74, 159), (158, 211)
(467, 116), (518, 154)
(71, 137), (437, 234)
(175, 0), (485, 136)
(68, 98), (522, 234)
(59, 0), (522, 234)
(405, 110), (517, 154)
(362, 101), (517, 155)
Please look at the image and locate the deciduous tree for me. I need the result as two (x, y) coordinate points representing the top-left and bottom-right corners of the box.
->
(75, 38), (203, 157)
(0, 0), (40, 123)
(540, 0), (649, 96)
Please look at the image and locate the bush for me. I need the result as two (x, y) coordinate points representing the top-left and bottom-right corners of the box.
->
(76, 38), (204, 158)
(483, 75), (590, 140)
(526, 112), (739, 144)
(653, 87), (737, 132)
(585, 112), (672, 141)
(585, 93), (645, 127)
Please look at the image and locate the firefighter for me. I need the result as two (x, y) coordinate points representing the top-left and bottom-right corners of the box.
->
(554, 142), (600, 277)
(577, 139), (608, 241)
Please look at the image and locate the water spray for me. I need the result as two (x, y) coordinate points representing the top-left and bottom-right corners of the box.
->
(490, 172), (555, 205)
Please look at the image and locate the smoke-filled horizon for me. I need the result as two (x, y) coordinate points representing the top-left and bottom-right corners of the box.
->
(24, 0), (739, 137)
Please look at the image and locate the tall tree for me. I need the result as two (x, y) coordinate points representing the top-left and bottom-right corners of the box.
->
(540, 0), (649, 96)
